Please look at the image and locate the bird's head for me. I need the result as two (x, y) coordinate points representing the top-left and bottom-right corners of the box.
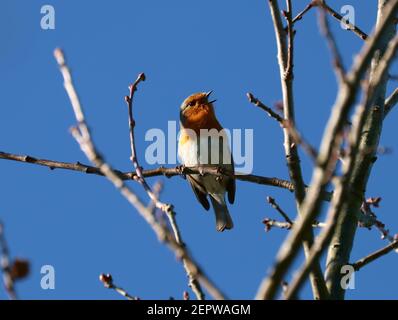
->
(180, 91), (216, 112)
(180, 91), (217, 128)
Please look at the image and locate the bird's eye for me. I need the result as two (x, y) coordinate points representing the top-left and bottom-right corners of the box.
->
(188, 101), (196, 107)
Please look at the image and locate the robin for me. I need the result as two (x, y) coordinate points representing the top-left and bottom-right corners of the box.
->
(178, 91), (235, 232)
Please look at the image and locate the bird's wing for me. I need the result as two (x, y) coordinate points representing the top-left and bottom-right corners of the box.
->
(226, 154), (236, 204)
(210, 133), (235, 204)
(186, 175), (210, 211)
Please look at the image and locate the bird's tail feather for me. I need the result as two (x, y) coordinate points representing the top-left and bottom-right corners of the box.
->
(209, 195), (233, 232)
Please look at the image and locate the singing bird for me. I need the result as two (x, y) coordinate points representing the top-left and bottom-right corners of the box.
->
(178, 91), (236, 232)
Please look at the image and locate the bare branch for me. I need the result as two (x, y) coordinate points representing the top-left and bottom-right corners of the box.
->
(54, 48), (226, 300)
(247, 93), (284, 124)
(263, 218), (325, 233)
(384, 87), (398, 118)
(0, 151), (298, 194)
(283, 120), (319, 161)
(291, 1), (368, 41)
(256, 0), (398, 300)
(284, 1), (295, 81)
(183, 291), (190, 300)
(318, 5), (346, 82)
(360, 198), (398, 252)
(247, 93), (318, 161)
(147, 181), (164, 216)
(263, 219), (292, 232)
(124, 73), (164, 210)
(291, 1), (316, 25)
(351, 239), (398, 271)
(266, 196), (293, 225)
(319, 1), (368, 40)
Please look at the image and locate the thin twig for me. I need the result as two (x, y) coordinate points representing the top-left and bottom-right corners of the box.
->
(247, 92), (318, 160)
(283, 120), (318, 161)
(147, 181), (164, 216)
(266, 196), (293, 225)
(291, 1), (316, 25)
(99, 273), (139, 300)
(263, 218), (325, 232)
(247, 94), (318, 161)
(291, 1), (368, 41)
(283, 1), (295, 81)
(351, 239), (398, 271)
(0, 222), (17, 300)
(183, 291), (190, 300)
(54, 48), (226, 300)
(318, 5), (346, 82)
(319, 0), (368, 40)
(247, 93), (284, 124)
(384, 87), (398, 118)
(124, 73), (167, 212)
(263, 219), (292, 232)
(360, 198), (398, 253)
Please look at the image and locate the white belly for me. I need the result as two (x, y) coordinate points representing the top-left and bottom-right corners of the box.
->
(178, 137), (199, 166)
(178, 131), (232, 166)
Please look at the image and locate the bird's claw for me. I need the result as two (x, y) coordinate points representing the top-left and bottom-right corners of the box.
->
(176, 165), (186, 179)
(216, 166), (225, 175)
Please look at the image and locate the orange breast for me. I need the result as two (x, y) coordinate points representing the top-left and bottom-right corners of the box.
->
(182, 104), (223, 134)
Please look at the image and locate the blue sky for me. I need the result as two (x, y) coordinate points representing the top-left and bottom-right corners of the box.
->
(0, 0), (397, 299)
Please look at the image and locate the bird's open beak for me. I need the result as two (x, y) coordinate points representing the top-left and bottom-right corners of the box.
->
(206, 91), (216, 104)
